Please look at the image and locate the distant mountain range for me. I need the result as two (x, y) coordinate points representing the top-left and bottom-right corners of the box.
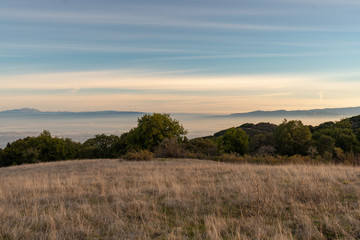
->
(1, 107), (360, 118)
(227, 107), (360, 118)
(0, 108), (146, 117)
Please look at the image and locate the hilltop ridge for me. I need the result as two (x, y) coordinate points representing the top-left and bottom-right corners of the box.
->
(228, 106), (360, 118)
(2, 106), (360, 117)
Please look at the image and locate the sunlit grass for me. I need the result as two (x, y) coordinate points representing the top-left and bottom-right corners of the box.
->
(1, 159), (360, 239)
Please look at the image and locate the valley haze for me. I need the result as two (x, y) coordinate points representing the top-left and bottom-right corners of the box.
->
(0, 106), (359, 148)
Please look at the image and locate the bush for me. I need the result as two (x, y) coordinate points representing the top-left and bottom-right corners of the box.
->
(81, 134), (120, 159)
(255, 145), (276, 156)
(218, 127), (249, 155)
(0, 131), (81, 167)
(121, 150), (153, 161)
(154, 138), (187, 158)
(314, 135), (335, 157)
(185, 138), (219, 157)
(249, 133), (276, 153)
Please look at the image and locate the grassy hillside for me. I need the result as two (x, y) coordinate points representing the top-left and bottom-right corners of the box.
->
(1, 159), (360, 239)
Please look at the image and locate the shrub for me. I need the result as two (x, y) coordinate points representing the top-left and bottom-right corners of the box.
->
(81, 134), (120, 159)
(249, 132), (276, 153)
(0, 130), (81, 166)
(312, 121), (359, 153)
(255, 145), (276, 156)
(121, 150), (153, 161)
(185, 138), (219, 157)
(154, 138), (187, 158)
(314, 135), (335, 156)
(218, 128), (249, 155)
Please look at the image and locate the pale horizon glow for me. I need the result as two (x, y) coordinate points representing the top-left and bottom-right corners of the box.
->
(1, 70), (360, 114)
(1, 0), (360, 113)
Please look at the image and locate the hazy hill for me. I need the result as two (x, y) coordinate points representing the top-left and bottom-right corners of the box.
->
(350, 115), (360, 129)
(228, 106), (360, 118)
(0, 108), (146, 117)
(2, 106), (360, 118)
(203, 122), (277, 139)
(207, 113), (360, 139)
(1, 108), (41, 114)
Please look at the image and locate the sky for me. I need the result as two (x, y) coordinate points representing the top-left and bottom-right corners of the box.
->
(1, 0), (360, 114)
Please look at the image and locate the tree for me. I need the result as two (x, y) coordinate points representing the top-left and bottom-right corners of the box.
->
(124, 113), (187, 151)
(314, 135), (335, 157)
(249, 132), (276, 153)
(218, 127), (249, 155)
(81, 134), (120, 158)
(312, 120), (359, 153)
(274, 120), (312, 156)
(185, 138), (219, 157)
(0, 130), (81, 167)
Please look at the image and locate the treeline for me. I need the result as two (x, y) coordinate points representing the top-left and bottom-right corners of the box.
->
(1, 113), (360, 167)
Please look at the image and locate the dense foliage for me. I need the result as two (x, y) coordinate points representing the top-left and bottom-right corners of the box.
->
(217, 127), (249, 154)
(0, 131), (80, 167)
(125, 113), (187, 151)
(274, 120), (312, 155)
(1, 113), (360, 167)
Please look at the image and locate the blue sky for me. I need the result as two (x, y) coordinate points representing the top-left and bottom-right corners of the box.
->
(1, 0), (360, 113)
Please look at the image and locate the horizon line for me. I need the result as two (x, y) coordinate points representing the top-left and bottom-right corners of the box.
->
(2, 105), (360, 115)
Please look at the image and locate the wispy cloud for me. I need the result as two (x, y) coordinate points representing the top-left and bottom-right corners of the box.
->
(2, 69), (360, 90)
(0, 6), (313, 21)
(0, 8), (354, 33)
(274, 0), (360, 6)
(0, 87), (292, 98)
(258, 92), (294, 97)
(0, 54), (20, 57)
(0, 43), (192, 54)
(133, 52), (331, 62)
(0, 70), (360, 113)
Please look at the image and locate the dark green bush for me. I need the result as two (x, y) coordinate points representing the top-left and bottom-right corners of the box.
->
(185, 138), (219, 157)
(217, 128), (249, 155)
(80, 134), (120, 159)
(0, 130), (81, 167)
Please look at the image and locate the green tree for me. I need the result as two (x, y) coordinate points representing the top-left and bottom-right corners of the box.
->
(185, 138), (219, 157)
(218, 127), (249, 155)
(81, 134), (120, 158)
(0, 130), (81, 167)
(274, 120), (312, 156)
(315, 135), (335, 157)
(312, 119), (359, 153)
(249, 132), (276, 153)
(125, 113), (187, 151)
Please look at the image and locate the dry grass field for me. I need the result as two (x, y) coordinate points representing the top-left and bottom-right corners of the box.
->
(1, 159), (360, 240)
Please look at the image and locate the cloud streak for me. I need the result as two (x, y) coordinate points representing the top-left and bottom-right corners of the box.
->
(0, 70), (359, 113)
(0, 43), (192, 54)
(0, 8), (355, 33)
(133, 52), (333, 62)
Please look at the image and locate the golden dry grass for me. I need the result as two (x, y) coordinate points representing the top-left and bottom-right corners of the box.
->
(1, 159), (360, 239)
